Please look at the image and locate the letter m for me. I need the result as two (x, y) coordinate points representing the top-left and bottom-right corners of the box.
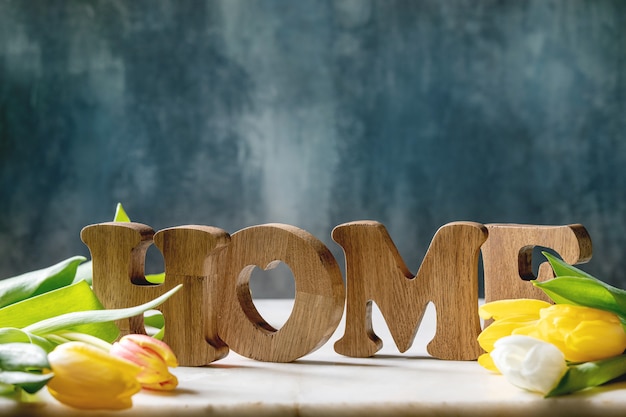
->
(332, 221), (487, 360)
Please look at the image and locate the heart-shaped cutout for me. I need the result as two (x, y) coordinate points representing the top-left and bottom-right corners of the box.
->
(247, 261), (296, 329)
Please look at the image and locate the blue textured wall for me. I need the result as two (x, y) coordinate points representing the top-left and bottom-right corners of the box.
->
(1, 1), (625, 297)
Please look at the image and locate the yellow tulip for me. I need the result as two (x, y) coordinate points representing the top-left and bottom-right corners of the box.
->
(478, 299), (626, 369)
(477, 299), (549, 371)
(110, 334), (178, 390)
(46, 342), (141, 410)
(479, 299), (551, 322)
(525, 304), (626, 363)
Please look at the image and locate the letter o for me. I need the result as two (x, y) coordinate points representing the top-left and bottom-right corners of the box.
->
(217, 223), (345, 362)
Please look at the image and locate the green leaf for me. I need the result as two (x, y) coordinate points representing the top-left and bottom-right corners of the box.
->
(23, 284), (182, 336)
(0, 256), (86, 309)
(541, 251), (597, 280)
(0, 329), (31, 344)
(0, 343), (49, 371)
(535, 251), (626, 325)
(0, 329), (54, 352)
(113, 203), (166, 285)
(0, 372), (53, 394)
(0, 281), (119, 343)
(72, 260), (92, 285)
(145, 272), (165, 284)
(534, 277), (622, 311)
(114, 202), (131, 222)
(144, 310), (164, 329)
(143, 310), (165, 339)
(534, 276), (626, 319)
(0, 343), (52, 395)
(113, 203), (164, 287)
(547, 354), (626, 397)
(0, 382), (15, 395)
(151, 325), (165, 340)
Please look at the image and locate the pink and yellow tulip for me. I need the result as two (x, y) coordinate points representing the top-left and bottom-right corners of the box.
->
(110, 334), (178, 390)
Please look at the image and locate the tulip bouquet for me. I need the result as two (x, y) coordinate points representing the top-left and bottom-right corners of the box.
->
(478, 252), (626, 397)
(0, 204), (179, 409)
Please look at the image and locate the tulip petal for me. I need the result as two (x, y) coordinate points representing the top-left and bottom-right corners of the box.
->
(120, 334), (178, 367)
(491, 335), (567, 395)
(477, 353), (498, 372)
(47, 342), (141, 410)
(479, 299), (550, 321)
(534, 304), (626, 363)
(110, 335), (179, 391)
(478, 316), (539, 351)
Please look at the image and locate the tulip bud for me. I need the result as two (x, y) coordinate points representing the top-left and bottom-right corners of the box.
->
(46, 342), (141, 409)
(110, 334), (178, 391)
(533, 304), (626, 363)
(490, 335), (568, 395)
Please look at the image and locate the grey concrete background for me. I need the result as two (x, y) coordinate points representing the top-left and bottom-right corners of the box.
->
(1, 0), (625, 298)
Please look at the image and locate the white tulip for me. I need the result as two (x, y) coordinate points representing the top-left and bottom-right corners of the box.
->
(490, 335), (568, 395)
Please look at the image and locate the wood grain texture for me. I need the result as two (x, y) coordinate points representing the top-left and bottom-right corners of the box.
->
(81, 222), (155, 335)
(332, 221), (487, 361)
(153, 225), (231, 366)
(215, 223), (345, 362)
(82, 222), (231, 366)
(482, 223), (592, 304)
(83, 219), (594, 365)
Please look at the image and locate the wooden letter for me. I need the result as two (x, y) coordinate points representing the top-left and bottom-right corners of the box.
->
(482, 224), (592, 304)
(81, 222), (155, 335)
(82, 222), (231, 366)
(333, 221), (487, 360)
(215, 223), (345, 362)
(153, 225), (231, 365)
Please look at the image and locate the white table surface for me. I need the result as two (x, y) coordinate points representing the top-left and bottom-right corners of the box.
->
(3, 299), (626, 416)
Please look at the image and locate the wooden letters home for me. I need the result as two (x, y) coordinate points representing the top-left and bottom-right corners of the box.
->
(81, 220), (592, 366)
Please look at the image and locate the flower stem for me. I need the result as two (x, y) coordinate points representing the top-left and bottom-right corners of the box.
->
(54, 331), (113, 351)
(547, 354), (626, 397)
